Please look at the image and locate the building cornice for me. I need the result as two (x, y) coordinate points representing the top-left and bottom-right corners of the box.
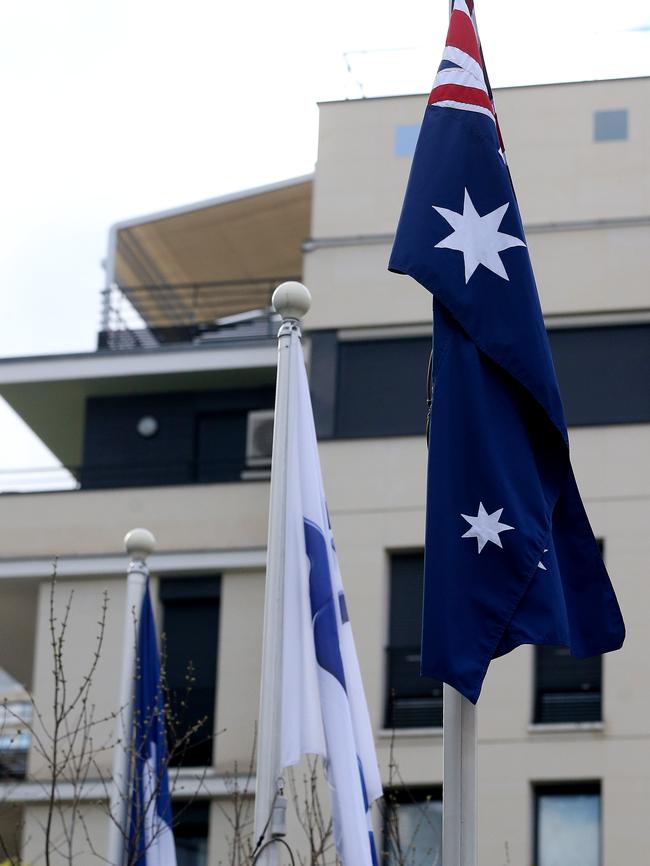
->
(0, 768), (254, 803)
(0, 548), (267, 581)
(303, 214), (650, 252)
(0, 341), (277, 385)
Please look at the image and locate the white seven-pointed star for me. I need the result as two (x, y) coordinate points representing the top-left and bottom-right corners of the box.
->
(461, 502), (514, 554)
(433, 189), (526, 283)
(538, 549), (549, 571)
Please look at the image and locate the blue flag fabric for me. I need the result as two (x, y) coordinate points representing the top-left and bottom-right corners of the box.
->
(128, 583), (177, 866)
(389, 0), (625, 703)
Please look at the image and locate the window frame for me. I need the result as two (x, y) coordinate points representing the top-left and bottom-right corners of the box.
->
(533, 781), (602, 866)
(383, 785), (443, 866)
(530, 540), (605, 727)
(159, 575), (221, 768)
(385, 550), (443, 731)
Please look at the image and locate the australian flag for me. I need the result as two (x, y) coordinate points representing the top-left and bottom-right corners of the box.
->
(389, 0), (625, 702)
(128, 583), (178, 866)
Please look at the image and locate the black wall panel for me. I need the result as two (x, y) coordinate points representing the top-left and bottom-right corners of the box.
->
(335, 337), (432, 438)
(310, 324), (650, 440)
(548, 324), (650, 426)
(81, 386), (274, 489)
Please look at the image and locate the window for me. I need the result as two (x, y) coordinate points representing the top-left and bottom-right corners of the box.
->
(395, 125), (420, 157)
(384, 787), (442, 866)
(534, 646), (602, 724)
(594, 109), (628, 141)
(173, 801), (210, 866)
(386, 552), (443, 729)
(160, 577), (221, 766)
(335, 338), (432, 438)
(535, 784), (601, 866)
(309, 323), (650, 441)
(547, 324), (650, 426)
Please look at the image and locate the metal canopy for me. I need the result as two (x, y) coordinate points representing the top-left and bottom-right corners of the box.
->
(108, 176), (313, 329)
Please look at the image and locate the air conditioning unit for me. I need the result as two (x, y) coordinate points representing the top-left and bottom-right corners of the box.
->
(242, 409), (274, 479)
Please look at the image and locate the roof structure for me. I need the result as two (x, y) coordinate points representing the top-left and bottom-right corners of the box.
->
(106, 175), (313, 329)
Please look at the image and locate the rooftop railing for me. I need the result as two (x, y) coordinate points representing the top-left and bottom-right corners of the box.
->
(98, 277), (299, 351)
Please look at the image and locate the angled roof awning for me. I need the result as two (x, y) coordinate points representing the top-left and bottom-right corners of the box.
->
(107, 175), (313, 329)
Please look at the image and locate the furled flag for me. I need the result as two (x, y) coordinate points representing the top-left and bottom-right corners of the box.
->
(128, 583), (177, 866)
(279, 334), (382, 866)
(388, 0), (625, 702)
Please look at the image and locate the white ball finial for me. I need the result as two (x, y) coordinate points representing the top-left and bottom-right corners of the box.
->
(272, 281), (311, 321)
(124, 528), (156, 561)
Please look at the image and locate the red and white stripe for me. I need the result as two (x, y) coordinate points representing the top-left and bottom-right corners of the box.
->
(428, 0), (507, 158)
(428, 1), (493, 119)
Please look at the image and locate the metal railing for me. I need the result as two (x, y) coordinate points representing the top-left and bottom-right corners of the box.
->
(0, 466), (79, 494)
(98, 277), (299, 351)
(0, 457), (274, 495)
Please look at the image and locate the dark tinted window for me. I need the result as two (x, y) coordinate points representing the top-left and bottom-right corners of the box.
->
(335, 338), (431, 437)
(173, 801), (209, 866)
(160, 577), (220, 766)
(313, 324), (650, 441)
(548, 324), (650, 426)
(386, 552), (443, 729)
(534, 646), (602, 724)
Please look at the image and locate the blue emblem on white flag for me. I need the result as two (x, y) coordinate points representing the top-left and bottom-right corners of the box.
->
(280, 335), (381, 866)
(389, 0), (625, 702)
(128, 584), (177, 866)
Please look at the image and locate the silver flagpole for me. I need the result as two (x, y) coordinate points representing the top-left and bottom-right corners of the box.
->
(254, 282), (312, 866)
(441, 1), (478, 863)
(106, 528), (154, 866)
(442, 684), (477, 866)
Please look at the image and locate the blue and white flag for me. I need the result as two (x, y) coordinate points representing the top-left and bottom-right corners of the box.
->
(128, 583), (177, 866)
(280, 335), (381, 866)
(389, 0), (625, 703)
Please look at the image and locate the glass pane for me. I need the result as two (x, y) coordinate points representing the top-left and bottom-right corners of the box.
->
(175, 837), (208, 866)
(173, 801), (209, 866)
(537, 793), (600, 866)
(388, 799), (442, 866)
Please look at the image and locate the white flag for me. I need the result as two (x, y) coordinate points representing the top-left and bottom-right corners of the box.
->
(280, 335), (382, 866)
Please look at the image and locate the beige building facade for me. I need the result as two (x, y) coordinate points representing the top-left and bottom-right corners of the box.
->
(0, 76), (648, 865)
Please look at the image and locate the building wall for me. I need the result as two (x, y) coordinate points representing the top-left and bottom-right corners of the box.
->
(0, 77), (648, 865)
(22, 802), (107, 866)
(306, 77), (650, 330)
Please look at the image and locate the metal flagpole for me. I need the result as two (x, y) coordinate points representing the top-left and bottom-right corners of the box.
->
(106, 528), (155, 866)
(253, 282), (312, 866)
(443, 685), (477, 866)
(441, 1), (477, 863)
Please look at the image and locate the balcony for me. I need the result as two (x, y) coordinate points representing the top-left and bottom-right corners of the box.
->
(0, 177), (311, 495)
(100, 175), (311, 352)
(97, 278), (294, 352)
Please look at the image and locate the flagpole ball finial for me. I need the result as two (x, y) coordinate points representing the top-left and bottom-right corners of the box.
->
(124, 528), (156, 561)
(272, 281), (311, 321)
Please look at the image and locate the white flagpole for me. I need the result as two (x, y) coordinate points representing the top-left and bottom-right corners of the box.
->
(254, 282), (312, 866)
(442, 2), (477, 863)
(106, 528), (155, 866)
(442, 685), (477, 866)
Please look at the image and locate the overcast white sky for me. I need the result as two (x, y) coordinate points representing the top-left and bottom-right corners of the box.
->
(1, 0), (649, 477)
